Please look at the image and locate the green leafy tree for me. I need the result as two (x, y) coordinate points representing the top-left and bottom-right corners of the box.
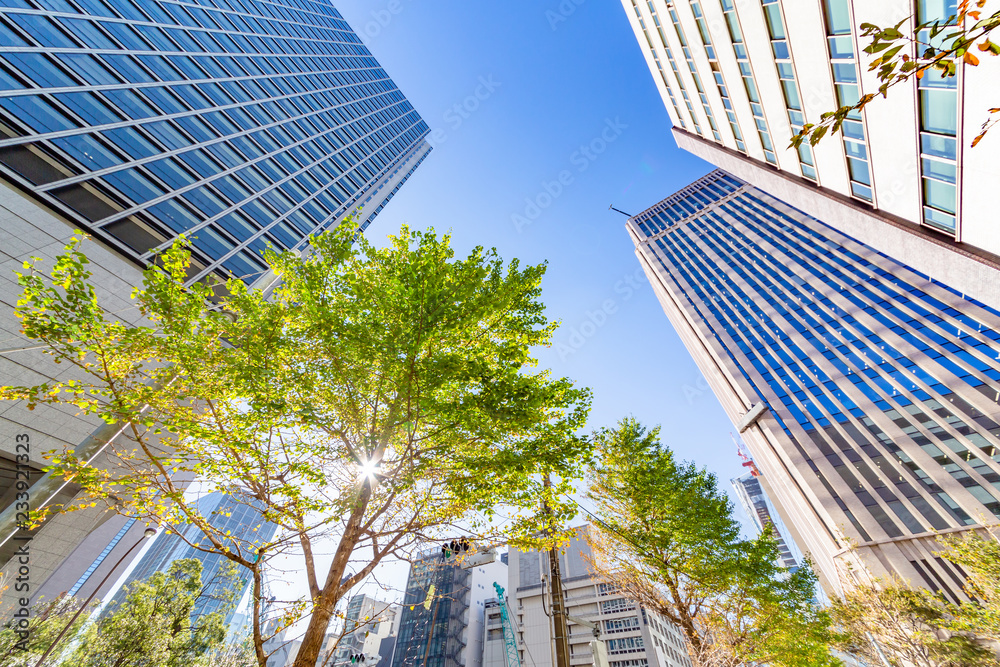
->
(937, 527), (1000, 640)
(792, 0), (1000, 149)
(69, 558), (230, 667)
(0, 222), (592, 667)
(829, 571), (998, 667)
(586, 418), (838, 667)
(0, 595), (90, 666)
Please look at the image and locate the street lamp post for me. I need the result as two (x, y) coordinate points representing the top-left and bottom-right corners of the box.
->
(33, 526), (157, 667)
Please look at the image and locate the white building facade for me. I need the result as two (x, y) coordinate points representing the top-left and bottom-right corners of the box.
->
(508, 525), (692, 667)
(620, 0), (1000, 311)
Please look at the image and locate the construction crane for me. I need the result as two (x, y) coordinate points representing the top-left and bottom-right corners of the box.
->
(493, 582), (522, 667)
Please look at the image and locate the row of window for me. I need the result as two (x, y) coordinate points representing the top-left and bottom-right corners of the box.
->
(821, 0), (873, 202)
(690, 0), (744, 151)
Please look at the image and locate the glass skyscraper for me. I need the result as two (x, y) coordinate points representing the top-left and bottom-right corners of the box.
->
(628, 169), (1000, 599)
(104, 492), (279, 623)
(0, 0), (430, 286)
(731, 471), (800, 571)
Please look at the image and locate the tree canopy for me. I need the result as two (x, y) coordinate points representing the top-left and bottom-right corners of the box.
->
(585, 418), (838, 667)
(0, 222), (592, 667)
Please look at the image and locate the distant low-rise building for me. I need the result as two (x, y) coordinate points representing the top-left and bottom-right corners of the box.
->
(508, 524), (692, 667)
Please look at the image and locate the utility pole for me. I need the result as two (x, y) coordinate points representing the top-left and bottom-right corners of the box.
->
(544, 475), (571, 667)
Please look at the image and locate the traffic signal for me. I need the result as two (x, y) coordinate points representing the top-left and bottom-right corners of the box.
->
(350, 654), (367, 664)
(441, 539), (471, 559)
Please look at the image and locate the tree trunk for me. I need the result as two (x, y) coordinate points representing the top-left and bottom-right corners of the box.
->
(291, 481), (372, 667)
(252, 563), (267, 667)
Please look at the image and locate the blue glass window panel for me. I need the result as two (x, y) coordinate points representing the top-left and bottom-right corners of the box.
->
(217, 211), (259, 242)
(51, 134), (122, 170)
(848, 157), (871, 185)
(55, 92), (123, 125)
(922, 157), (957, 184)
(827, 35), (854, 58)
(842, 120), (865, 140)
(223, 251), (266, 283)
(100, 21), (149, 50)
(921, 132), (957, 159)
(143, 121), (193, 151)
(192, 227), (234, 261)
(175, 150), (222, 179)
(824, 0), (852, 34)
(142, 87), (188, 115)
(100, 55), (155, 84)
(103, 168), (165, 204)
(920, 89), (958, 135)
(781, 80), (801, 110)
(137, 55), (184, 83)
(832, 62), (858, 83)
(103, 90), (159, 120)
(0, 67), (24, 90)
(844, 140), (867, 160)
(149, 199), (201, 233)
(74, 0), (117, 18)
(918, 67), (958, 90)
(175, 116), (218, 144)
(103, 126), (159, 159)
(0, 17), (27, 45)
(924, 205), (956, 231)
(851, 182), (873, 201)
(172, 85), (213, 110)
(134, 24), (175, 52)
(923, 178), (956, 214)
(59, 17), (116, 48)
(4, 53), (76, 89)
(145, 158), (197, 190)
(0, 95), (78, 133)
(8, 13), (76, 48)
(205, 142), (243, 168)
(918, 0), (958, 22)
(763, 4), (786, 37)
(58, 54), (120, 86)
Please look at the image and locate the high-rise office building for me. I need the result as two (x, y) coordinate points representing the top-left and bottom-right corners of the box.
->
(103, 491), (279, 624)
(620, 0), (1000, 311)
(0, 0), (429, 614)
(732, 470), (801, 571)
(391, 547), (507, 667)
(509, 525), (693, 667)
(330, 594), (399, 667)
(627, 169), (1000, 597)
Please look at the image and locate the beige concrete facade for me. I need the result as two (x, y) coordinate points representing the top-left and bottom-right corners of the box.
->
(0, 179), (154, 616)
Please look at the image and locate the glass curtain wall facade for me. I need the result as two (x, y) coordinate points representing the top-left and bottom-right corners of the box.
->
(629, 170), (1000, 597)
(0, 0), (430, 286)
(391, 551), (471, 667)
(104, 492), (279, 623)
(732, 471), (801, 570)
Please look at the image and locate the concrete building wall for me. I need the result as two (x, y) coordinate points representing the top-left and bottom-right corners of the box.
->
(0, 180), (155, 615)
(509, 525), (692, 667)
